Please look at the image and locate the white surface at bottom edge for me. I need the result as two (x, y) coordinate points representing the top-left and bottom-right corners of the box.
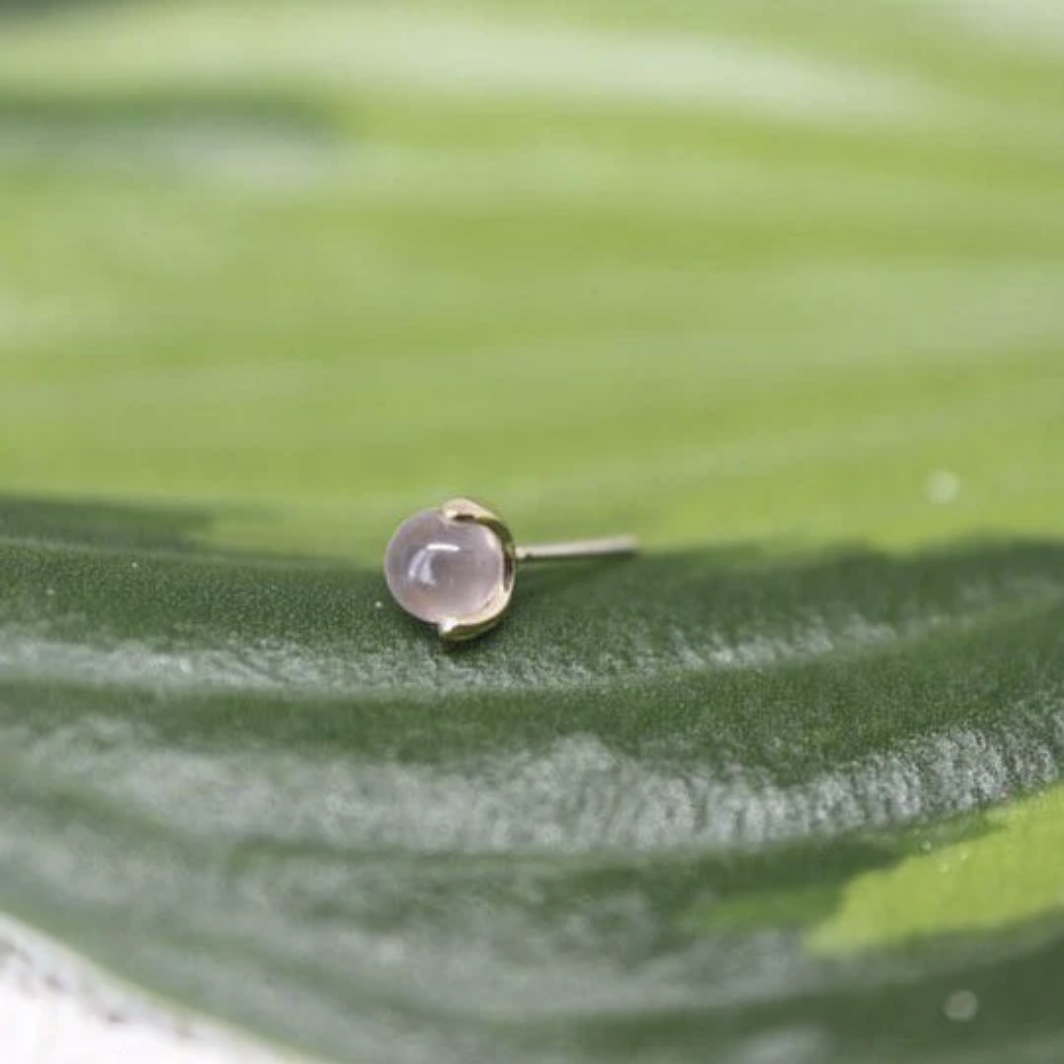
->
(0, 914), (307, 1064)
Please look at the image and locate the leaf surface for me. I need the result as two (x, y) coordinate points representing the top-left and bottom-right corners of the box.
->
(2, 502), (1063, 1063)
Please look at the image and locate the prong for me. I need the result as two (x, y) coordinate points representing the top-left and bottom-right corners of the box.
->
(434, 501), (518, 642)
(437, 614), (505, 643)
(442, 497), (516, 557)
(442, 497), (497, 523)
(441, 497), (517, 562)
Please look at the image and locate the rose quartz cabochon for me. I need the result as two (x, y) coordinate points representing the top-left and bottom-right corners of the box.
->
(385, 510), (506, 624)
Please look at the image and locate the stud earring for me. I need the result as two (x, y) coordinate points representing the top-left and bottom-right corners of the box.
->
(384, 498), (638, 642)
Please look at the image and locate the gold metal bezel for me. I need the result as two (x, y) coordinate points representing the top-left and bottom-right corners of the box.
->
(436, 497), (517, 643)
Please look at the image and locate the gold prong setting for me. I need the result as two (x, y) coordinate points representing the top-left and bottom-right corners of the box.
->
(434, 498), (516, 642)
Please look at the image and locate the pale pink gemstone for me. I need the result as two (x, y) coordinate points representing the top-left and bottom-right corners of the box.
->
(384, 510), (505, 624)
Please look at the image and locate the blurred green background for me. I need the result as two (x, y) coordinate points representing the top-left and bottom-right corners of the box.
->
(3, 6), (1064, 1063)
(1, 0), (1062, 558)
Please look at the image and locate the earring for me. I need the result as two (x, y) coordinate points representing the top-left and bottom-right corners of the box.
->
(384, 498), (637, 642)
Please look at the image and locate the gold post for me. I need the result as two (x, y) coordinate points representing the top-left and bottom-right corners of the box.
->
(515, 536), (639, 563)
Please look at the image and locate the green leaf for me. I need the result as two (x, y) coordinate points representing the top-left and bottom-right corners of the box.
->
(2, 498), (1063, 1063)
(809, 786), (1064, 955)
(2, 1), (1064, 1061)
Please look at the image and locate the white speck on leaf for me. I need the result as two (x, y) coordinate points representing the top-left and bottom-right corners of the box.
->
(944, 989), (979, 1022)
(926, 470), (961, 505)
